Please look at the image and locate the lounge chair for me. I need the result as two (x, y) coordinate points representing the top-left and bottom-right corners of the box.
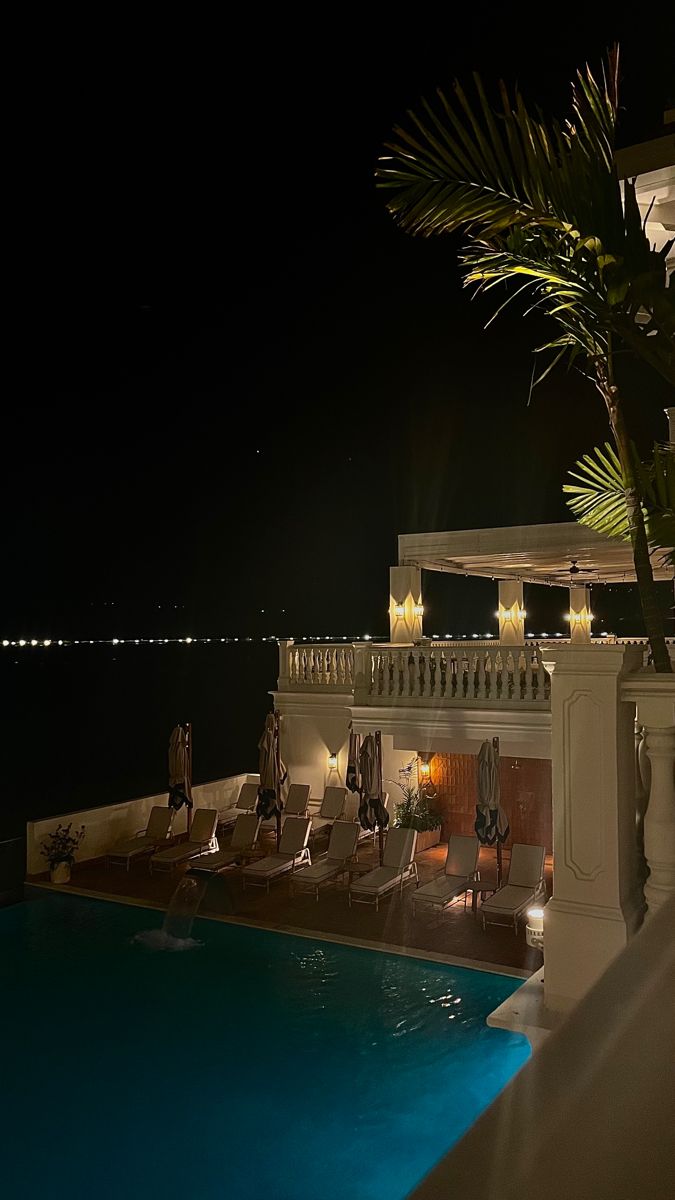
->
(412, 835), (480, 915)
(260, 782), (311, 831)
(189, 813), (261, 874)
(217, 781), (259, 831)
(241, 816), (312, 892)
(291, 820), (359, 901)
(349, 827), (418, 911)
(149, 809), (219, 874)
(311, 786), (347, 838)
(106, 806), (175, 871)
(481, 843), (546, 933)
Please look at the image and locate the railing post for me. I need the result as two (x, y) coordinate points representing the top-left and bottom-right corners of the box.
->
(353, 644), (369, 701)
(277, 639), (293, 688)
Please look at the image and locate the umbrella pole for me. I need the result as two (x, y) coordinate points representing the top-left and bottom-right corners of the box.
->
(492, 735), (502, 886)
(274, 711), (282, 852)
(375, 730), (384, 867)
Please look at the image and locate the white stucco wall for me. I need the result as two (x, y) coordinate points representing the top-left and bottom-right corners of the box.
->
(26, 772), (257, 875)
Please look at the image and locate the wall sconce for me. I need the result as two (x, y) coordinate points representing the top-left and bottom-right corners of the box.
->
(413, 604), (424, 618)
(565, 611), (593, 624)
(495, 606), (526, 622)
(394, 604), (405, 619)
(418, 759), (431, 779)
(327, 753), (338, 771)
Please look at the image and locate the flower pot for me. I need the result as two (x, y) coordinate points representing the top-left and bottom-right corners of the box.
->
(415, 828), (441, 853)
(50, 861), (71, 884)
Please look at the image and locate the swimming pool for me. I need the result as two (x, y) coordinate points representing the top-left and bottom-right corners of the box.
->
(3, 893), (529, 1200)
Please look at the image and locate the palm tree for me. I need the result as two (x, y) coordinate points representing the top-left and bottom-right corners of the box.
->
(377, 48), (674, 670)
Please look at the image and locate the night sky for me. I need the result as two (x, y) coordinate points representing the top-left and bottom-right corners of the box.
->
(6, 13), (675, 642)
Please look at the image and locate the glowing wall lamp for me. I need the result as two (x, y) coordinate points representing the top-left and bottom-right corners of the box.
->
(327, 753), (338, 771)
(525, 906), (545, 952)
(394, 604), (405, 619)
(413, 604), (424, 618)
(565, 611), (594, 625)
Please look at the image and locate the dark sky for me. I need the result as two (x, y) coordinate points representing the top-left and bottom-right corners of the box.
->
(6, 12), (675, 641)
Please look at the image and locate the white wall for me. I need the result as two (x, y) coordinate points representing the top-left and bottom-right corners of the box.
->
(26, 772), (257, 875)
(275, 696), (353, 799)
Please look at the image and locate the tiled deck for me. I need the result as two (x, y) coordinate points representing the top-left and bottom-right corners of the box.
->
(28, 833), (552, 976)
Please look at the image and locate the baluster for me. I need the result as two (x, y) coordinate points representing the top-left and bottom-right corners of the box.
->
(477, 650), (487, 699)
(505, 651), (514, 699)
(495, 651), (503, 699)
(386, 652), (394, 696)
(396, 651), (404, 696)
(450, 653), (458, 697)
(425, 650), (433, 697)
(407, 651), (415, 696)
(524, 646), (534, 700)
(440, 651), (447, 696)
(347, 649), (354, 687)
(461, 653), (469, 698)
(336, 648), (344, 687)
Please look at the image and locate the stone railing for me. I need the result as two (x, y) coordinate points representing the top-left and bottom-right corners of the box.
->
(277, 638), (674, 708)
(360, 643), (549, 705)
(279, 640), (355, 690)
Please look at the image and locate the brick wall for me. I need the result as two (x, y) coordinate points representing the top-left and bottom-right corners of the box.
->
(429, 752), (552, 853)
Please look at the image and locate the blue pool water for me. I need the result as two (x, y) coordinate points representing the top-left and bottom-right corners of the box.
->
(2, 894), (529, 1200)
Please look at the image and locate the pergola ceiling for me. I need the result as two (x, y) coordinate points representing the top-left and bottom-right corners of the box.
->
(398, 522), (674, 587)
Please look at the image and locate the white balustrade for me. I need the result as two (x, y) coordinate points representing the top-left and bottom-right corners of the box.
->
(362, 643), (549, 705)
(280, 641), (354, 690)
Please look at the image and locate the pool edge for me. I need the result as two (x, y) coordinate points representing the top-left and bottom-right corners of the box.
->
(23, 881), (530, 980)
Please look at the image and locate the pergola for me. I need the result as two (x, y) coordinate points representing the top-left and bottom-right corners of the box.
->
(389, 521), (673, 644)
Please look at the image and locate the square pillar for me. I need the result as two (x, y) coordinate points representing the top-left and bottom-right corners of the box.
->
(622, 675), (675, 917)
(568, 586), (593, 643)
(497, 580), (525, 645)
(541, 644), (644, 1014)
(389, 566), (423, 643)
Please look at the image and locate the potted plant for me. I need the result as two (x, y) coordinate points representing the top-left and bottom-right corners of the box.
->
(41, 822), (85, 883)
(392, 781), (442, 853)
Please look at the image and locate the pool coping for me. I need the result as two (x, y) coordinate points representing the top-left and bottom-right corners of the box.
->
(24, 881), (530, 979)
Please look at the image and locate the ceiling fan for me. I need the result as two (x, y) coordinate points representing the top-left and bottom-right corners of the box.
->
(567, 559), (596, 577)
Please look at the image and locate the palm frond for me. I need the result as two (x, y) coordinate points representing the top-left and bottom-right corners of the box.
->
(377, 53), (675, 386)
(564, 442), (675, 565)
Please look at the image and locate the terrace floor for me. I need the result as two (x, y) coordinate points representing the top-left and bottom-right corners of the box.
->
(28, 832), (552, 976)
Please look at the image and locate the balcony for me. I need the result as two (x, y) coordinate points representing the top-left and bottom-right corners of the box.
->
(278, 637), (668, 712)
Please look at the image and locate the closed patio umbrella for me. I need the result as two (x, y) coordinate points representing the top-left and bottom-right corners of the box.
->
(256, 711), (287, 849)
(168, 723), (193, 833)
(358, 731), (389, 864)
(346, 727), (361, 796)
(475, 738), (510, 885)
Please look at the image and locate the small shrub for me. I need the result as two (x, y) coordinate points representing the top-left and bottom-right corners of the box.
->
(40, 823), (85, 866)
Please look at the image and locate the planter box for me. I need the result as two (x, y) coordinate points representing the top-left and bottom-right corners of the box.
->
(414, 829), (441, 853)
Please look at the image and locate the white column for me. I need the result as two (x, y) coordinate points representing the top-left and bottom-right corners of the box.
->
(622, 677), (675, 916)
(568, 586), (593, 644)
(497, 580), (525, 645)
(665, 406), (674, 442)
(389, 566), (423, 644)
(277, 639), (293, 688)
(541, 644), (644, 1014)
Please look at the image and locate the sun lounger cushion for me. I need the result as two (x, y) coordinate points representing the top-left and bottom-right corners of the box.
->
(350, 866), (400, 895)
(480, 884), (536, 916)
(413, 874), (471, 905)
